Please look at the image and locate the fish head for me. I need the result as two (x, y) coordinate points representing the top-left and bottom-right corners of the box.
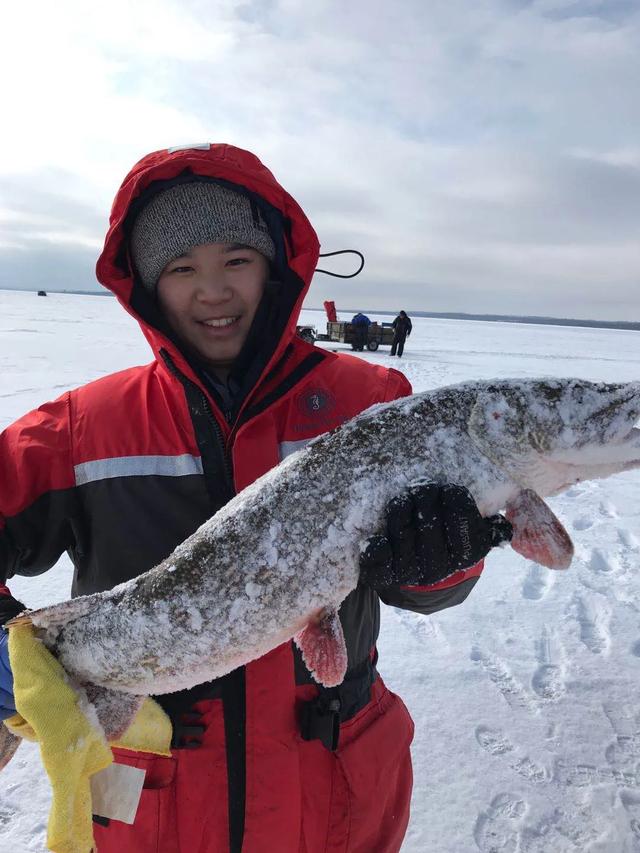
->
(468, 379), (640, 497)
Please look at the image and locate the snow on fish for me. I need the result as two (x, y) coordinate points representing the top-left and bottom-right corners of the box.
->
(5, 377), (640, 747)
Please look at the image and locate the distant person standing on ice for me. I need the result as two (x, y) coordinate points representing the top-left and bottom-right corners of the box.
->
(350, 310), (371, 351)
(0, 143), (511, 853)
(391, 309), (412, 357)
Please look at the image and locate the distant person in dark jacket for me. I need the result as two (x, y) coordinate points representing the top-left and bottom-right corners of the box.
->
(391, 310), (412, 357)
(351, 312), (371, 351)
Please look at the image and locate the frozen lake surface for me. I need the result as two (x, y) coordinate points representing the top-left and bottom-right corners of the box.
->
(1, 290), (639, 852)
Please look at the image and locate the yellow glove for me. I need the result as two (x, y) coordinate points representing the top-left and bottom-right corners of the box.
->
(4, 623), (171, 853)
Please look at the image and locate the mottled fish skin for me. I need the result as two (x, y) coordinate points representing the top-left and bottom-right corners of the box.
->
(22, 379), (640, 698)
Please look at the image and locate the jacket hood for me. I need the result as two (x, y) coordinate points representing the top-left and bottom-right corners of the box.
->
(96, 143), (320, 387)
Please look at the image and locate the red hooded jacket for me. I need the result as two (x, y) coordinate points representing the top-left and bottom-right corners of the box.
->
(0, 144), (484, 852)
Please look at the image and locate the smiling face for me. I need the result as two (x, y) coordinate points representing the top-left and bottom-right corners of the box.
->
(156, 242), (269, 379)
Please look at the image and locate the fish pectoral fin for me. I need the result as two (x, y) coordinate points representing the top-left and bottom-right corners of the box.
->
(506, 489), (574, 570)
(83, 684), (145, 742)
(294, 609), (348, 688)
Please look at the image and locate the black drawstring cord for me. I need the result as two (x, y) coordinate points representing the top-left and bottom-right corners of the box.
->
(315, 249), (365, 278)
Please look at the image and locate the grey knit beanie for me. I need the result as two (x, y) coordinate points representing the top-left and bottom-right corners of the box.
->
(130, 181), (276, 291)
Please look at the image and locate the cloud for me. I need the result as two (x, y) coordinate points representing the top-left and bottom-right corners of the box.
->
(0, 244), (97, 293)
(0, 0), (638, 319)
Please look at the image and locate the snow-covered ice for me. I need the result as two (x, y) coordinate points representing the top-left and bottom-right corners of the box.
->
(1, 291), (640, 851)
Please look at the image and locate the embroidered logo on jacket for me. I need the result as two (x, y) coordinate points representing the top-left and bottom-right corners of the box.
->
(294, 388), (342, 433)
(296, 388), (336, 417)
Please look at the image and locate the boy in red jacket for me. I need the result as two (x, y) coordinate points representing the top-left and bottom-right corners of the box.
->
(0, 143), (509, 852)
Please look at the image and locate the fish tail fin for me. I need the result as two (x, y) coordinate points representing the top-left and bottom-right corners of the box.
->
(84, 686), (172, 755)
(83, 684), (145, 742)
(0, 724), (21, 772)
(0, 686), (148, 772)
(6, 593), (100, 632)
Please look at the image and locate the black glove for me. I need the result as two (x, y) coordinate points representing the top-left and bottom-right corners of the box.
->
(0, 592), (26, 627)
(359, 483), (512, 590)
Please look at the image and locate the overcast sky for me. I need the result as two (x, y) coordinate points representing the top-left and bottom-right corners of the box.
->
(1, 0), (638, 320)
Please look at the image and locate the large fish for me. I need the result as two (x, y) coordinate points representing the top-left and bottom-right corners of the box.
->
(6, 378), (640, 743)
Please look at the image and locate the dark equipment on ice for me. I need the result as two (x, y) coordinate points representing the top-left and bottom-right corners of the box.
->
(295, 325), (316, 344)
(320, 303), (394, 352)
(298, 303), (394, 352)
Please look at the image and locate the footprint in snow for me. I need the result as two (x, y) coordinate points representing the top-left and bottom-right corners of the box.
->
(621, 791), (640, 813)
(545, 722), (561, 747)
(618, 527), (640, 550)
(531, 626), (566, 701)
(521, 562), (554, 601)
(519, 804), (605, 852)
(476, 726), (513, 756)
(598, 500), (618, 519)
(621, 794), (640, 850)
(392, 608), (448, 648)
(470, 646), (539, 714)
(575, 594), (611, 656)
(554, 758), (640, 789)
(474, 793), (526, 853)
(588, 547), (620, 575)
(476, 727), (548, 783)
(565, 484), (590, 499)
(572, 515), (594, 531)
(603, 703), (640, 769)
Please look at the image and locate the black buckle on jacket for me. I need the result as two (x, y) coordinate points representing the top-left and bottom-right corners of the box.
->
(156, 681), (226, 750)
(171, 710), (206, 749)
(300, 695), (341, 751)
(298, 658), (378, 752)
(171, 722), (206, 749)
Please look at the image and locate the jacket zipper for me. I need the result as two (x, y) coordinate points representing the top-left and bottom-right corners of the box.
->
(159, 349), (235, 501)
(200, 389), (234, 487)
(161, 349), (245, 852)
